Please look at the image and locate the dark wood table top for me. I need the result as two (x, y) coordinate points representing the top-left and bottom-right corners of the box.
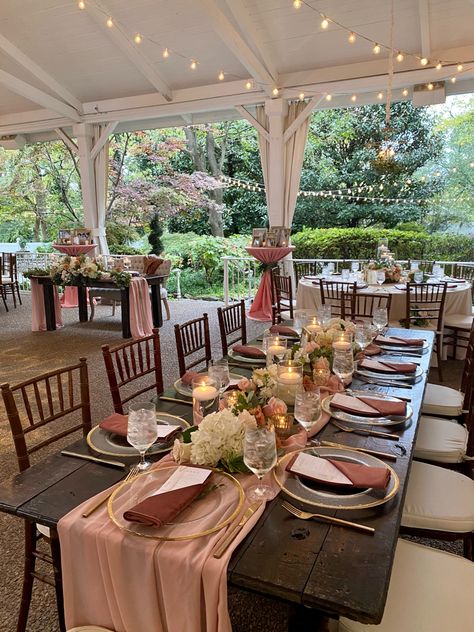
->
(0, 327), (434, 625)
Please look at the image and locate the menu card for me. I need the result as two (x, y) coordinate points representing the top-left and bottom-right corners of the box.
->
(288, 452), (353, 487)
(152, 466), (212, 496)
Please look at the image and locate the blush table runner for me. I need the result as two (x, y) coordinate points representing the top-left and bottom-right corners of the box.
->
(129, 277), (154, 339)
(58, 462), (276, 632)
(30, 278), (63, 331)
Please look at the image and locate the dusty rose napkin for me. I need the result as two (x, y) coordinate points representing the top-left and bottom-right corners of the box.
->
(123, 482), (207, 527)
(357, 396), (406, 417)
(358, 358), (417, 374)
(287, 453), (390, 489)
(99, 413), (128, 436)
(363, 343), (382, 356)
(181, 370), (200, 385)
(375, 335), (424, 347)
(269, 325), (299, 337)
(330, 393), (405, 417)
(232, 344), (266, 359)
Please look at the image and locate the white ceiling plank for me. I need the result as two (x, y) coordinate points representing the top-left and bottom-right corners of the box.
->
(283, 95), (323, 143)
(0, 69), (81, 121)
(90, 121), (118, 160)
(84, 3), (172, 102)
(418, 0), (432, 59)
(199, 0), (276, 96)
(234, 105), (269, 140)
(223, 0), (278, 80)
(0, 32), (83, 114)
(55, 127), (78, 154)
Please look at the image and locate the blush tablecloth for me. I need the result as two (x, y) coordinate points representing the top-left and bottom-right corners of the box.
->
(246, 246), (294, 321)
(129, 277), (154, 339)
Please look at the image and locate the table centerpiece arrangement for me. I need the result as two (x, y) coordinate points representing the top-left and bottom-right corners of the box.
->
(365, 260), (403, 284)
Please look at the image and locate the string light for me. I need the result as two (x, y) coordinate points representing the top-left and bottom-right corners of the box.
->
(218, 70), (225, 80)
(402, 88), (408, 96)
(396, 52), (404, 62)
(427, 82), (434, 90)
(325, 94), (332, 101)
(373, 43), (381, 54)
(162, 47), (169, 58)
(351, 94), (357, 102)
(451, 76), (457, 83)
(435, 62), (442, 70)
(293, 0), (301, 8)
(377, 91), (384, 100)
(106, 16), (113, 28)
(245, 80), (252, 89)
(420, 57), (428, 66)
(134, 33), (142, 44)
(299, 92), (305, 100)
(457, 63), (464, 72)
(190, 59), (197, 70)
(78, 0), (85, 9)
(321, 17), (329, 29)
(348, 32), (356, 43)
(272, 87), (279, 96)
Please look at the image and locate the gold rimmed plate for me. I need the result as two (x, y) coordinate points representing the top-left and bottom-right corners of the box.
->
(273, 446), (399, 510)
(356, 363), (423, 382)
(228, 349), (266, 364)
(173, 372), (245, 397)
(108, 464), (244, 540)
(87, 412), (190, 457)
(321, 393), (412, 427)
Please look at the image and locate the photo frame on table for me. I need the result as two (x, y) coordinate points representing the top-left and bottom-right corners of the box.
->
(265, 229), (279, 248)
(74, 228), (92, 245)
(251, 228), (267, 247)
(57, 229), (73, 245)
(270, 226), (291, 247)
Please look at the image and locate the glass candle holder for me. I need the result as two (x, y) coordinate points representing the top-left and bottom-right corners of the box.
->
(271, 413), (294, 440)
(222, 389), (240, 412)
(277, 360), (304, 405)
(332, 330), (353, 353)
(305, 316), (323, 336)
(263, 335), (287, 366)
(192, 376), (219, 425)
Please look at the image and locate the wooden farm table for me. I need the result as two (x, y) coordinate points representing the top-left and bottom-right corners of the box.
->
(34, 274), (165, 338)
(0, 328), (434, 631)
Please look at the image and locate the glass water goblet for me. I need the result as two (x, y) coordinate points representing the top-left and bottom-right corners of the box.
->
(208, 359), (230, 395)
(127, 402), (158, 471)
(318, 305), (332, 330)
(355, 324), (373, 350)
(372, 307), (388, 333)
(376, 270), (386, 286)
(414, 270), (424, 284)
(332, 350), (355, 385)
(294, 388), (321, 432)
(243, 427), (277, 502)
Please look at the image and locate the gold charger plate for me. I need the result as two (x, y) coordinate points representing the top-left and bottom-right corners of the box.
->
(87, 412), (189, 457)
(273, 446), (399, 510)
(108, 464), (244, 541)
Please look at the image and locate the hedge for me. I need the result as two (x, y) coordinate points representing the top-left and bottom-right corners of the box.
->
(292, 228), (474, 262)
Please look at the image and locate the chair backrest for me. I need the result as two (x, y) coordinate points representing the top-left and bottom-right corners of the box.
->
(174, 313), (212, 376)
(102, 329), (163, 414)
(1, 252), (16, 281)
(0, 358), (92, 472)
(454, 264), (474, 301)
(404, 283), (447, 331)
(319, 280), (356, 319)
(293, 261), (322, 285)
(272, 272), (294, 323)
(461, 324), (474, 415)
(217, 300), (247, 356)
(352, 293), (393, 321)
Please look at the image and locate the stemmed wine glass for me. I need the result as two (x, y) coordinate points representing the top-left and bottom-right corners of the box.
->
(372, 307), (388, 333)
(355, 323), (373, 351)
(317, 305), (332, 330)
(294, 388), (321, 432)
(243, 427), (277, 502)
(376, 270), (386, 287)
(127, 402), (158, 471)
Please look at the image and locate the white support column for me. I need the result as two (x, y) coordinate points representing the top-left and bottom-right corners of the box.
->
(265, 98), (287, 226)
(73, 122), (111, 254)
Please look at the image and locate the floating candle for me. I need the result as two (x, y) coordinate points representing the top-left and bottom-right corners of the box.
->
(267, 344), (286, 357)
(192, 385), (218, 402)
(278, 371), (303, 385)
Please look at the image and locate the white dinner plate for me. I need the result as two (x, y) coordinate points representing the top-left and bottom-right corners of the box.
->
(356, 363), (423, 382)
(377, 339), (429, 354)
(228, 348), (266, 364)
(322, 393), (412, 427)
(173, 372), (245, 396)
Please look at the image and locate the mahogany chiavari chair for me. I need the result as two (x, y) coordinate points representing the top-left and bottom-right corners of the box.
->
(174, 313), (212, 377)
(404, 282), (447, 381)
(319, 280), (356, 320)
(443, 263), (474, 359)
(1, 252), (21, 308)
(217, 300), (247, 356)
(101, 328), (164, 414)
(271, 271), (295, 324)
(293, 260), (322, 285)
(0, 358), (92, 632)
(352, 292), (393, 323)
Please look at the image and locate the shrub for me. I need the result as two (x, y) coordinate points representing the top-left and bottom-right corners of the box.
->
(292, 228), (474, 262)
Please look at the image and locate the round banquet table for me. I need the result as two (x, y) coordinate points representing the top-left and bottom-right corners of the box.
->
(52, 244), (97, 308)
(296, 276), (472, 323)
(246, 246), (294, 321)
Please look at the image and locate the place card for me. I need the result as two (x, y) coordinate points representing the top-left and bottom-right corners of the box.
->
(289, 452), (353, 486)
(156, 424), (182, 439)
(153, 465), (212, 496)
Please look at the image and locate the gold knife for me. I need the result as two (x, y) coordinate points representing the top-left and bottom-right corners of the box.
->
(213, 501), (262, 558)
(61, 450), (126, 468)
(318, 440), (397, 461)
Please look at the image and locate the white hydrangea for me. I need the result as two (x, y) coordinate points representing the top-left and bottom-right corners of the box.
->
(189, 409), (251, 467)
(252, 364), (278, 399)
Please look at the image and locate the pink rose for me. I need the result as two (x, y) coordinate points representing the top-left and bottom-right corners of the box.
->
(238, 378), (254, 391)
(313, 357), (330, 371)
(262, 396), (287, 417)
(304, 341), (319, 354)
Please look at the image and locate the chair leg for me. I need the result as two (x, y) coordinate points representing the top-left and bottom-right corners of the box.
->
(162, 298), (171, 321)
(436, 333), (443, 382)
(15, 282), (22, 305)
(452, 328), (458, 360)
(463, 533), (473, 561)
(0, 287), (8, 312)
(11, 284), (17, 308)
(17, 521), (36, 632)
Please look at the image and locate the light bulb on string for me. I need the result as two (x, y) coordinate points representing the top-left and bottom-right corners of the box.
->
(451, 76), (457, 83)
(218, 71), (225, 80)
(420, 57), (428, 66)
(78, 0), (85, 9)
(325, 93), (332, 101)
(106, 16), (113, 28)
(190, 60), (197, 70)
(272, 87), (279, 96)
(162, 47), (169, 58)
(457, 63), (463, 72)
(134, 33), (142, 44)
(436, 62), (442, 70)
(377, 91), (383, 100)
(293, 0), (301, 8)
(348, 32), (356, 43)
(396, 52), (404, 62)
(245, 80), (252, 90)
(299, 92), (305, 101)
(351, 94), (357, 102)
(321, 17), (329, 29)
(427, 82), (434, 90)
(402, 88), (408, 97)
(373, 43), (381, 54)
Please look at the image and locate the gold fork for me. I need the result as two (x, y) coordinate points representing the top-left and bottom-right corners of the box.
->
(331, 419), (400, 441)
(82, 465), (141, 518)
(281, 500), (375, 534)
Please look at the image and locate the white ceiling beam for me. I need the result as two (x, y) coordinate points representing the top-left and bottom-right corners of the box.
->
(222, 0), (277, 80)
(0, 69), (81, 121)
(55, 127), (78, 154)
(234, 105), (269, 140)
(90, 121), (118, 160)
(85, 3), (172, 102)
(418, 0), (432, 59)
(283, 95), (323, 143)
(0, 33), (83, 114)
(199, 0), (276, 96)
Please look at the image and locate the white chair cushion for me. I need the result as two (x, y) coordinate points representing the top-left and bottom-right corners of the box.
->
(443, 313), (473, 329)
(414, 416), (468, 463)
(421, 383), (464, 417)
(338, 539), (474, 632)
(402, 461), (474, 533)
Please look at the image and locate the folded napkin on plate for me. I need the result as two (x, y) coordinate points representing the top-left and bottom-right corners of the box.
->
(330, 393), (405, 417)
(287, 452), (390, 490)
(269, 325), (299, 337)
(123, 482), (206, 527)
(358, 358), (417, 374)
(363, 343), (381, 356)
(375, 335), (424, 347)
(181, 370), (200, 386)
(99, 413), (128, 437)
(232, 344), (266, 359)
